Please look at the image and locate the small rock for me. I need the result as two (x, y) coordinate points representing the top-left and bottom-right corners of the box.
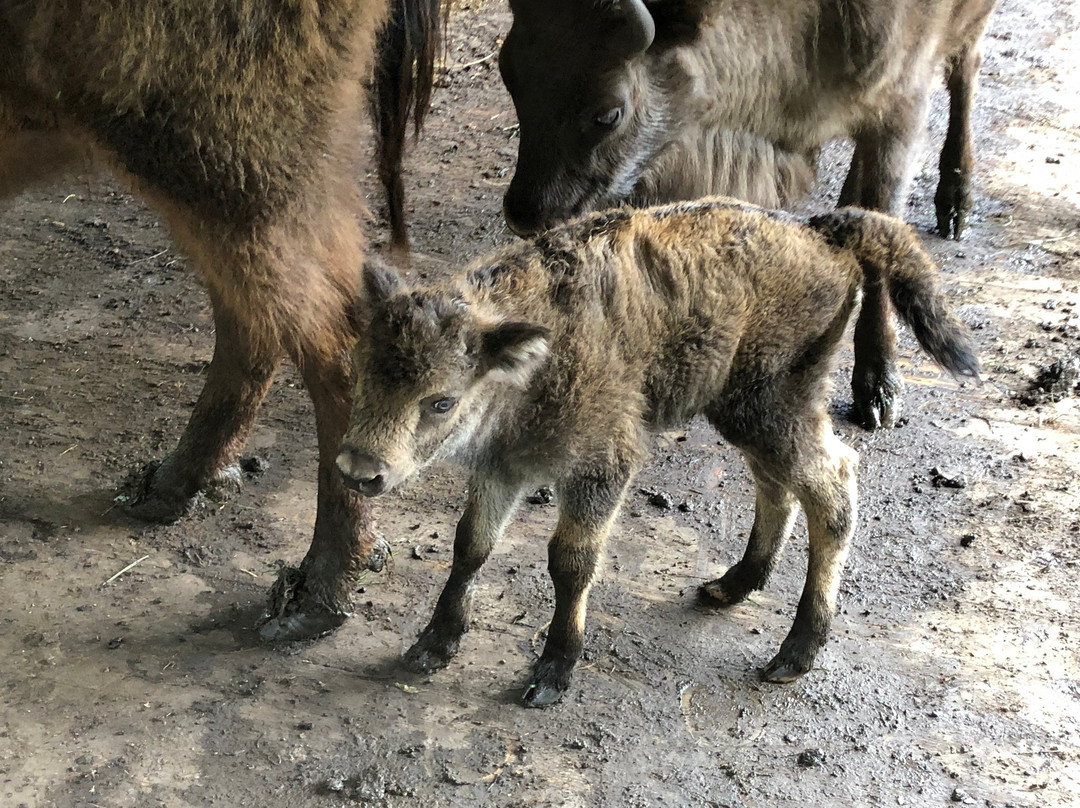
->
(951, 786), (974, 804)
(240, 455), (269, 476)
(526, 486), (554, 505)
(106, 637), (124, 650)
(411, 546), (423, 560)
(796, 748), (826, 768)
(648, 491), (674, 510)
(677, 499), (695, 513)
(296, 721), (313, 731)
(959, 534), (977, 548)
(930, 467), (966, 489)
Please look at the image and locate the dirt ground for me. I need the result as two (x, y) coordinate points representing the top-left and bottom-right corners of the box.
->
(2, 1), (1079, 806)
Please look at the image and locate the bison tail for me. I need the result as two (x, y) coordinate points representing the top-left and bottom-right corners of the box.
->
(807, 208), (981, 382)
(371, 0), (447, 252)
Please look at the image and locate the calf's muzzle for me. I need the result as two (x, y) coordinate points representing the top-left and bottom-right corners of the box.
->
(336, 446), (391, 496)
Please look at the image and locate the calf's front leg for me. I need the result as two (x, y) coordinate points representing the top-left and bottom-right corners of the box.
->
(403, 472), (526, 672)
(523, 473), (629, 708)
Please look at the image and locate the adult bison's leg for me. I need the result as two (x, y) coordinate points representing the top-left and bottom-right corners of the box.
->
(935, 43), (982, 240)
(259, 345), (383, 640)
(129, 296), (281, 522)
(845, 95), (930, 429)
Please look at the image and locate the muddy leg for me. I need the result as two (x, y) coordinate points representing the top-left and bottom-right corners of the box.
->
(935, 44), (982, 240)
(259, 349), (385, 640)
(846, 110), (923, 429)
(761, 427), (858, 683)
(403, 473), (526, 672)
(700, 466), (799, 606)
(523, 474), (629, 708)
(129, 300), (280, 522)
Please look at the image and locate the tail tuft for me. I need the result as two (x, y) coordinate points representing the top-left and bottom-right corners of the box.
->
(808, 208), (981, 382)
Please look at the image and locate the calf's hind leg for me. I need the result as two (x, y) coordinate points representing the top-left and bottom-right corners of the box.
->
(700, 468), (799, 606)
(403, 472), (526, 672)
(761, 425), (858, 683)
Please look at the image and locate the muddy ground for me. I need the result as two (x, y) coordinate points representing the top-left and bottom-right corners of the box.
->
(2, 1), (1079, 806)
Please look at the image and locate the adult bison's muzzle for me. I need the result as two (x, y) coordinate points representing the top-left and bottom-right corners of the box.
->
(336, 448), (394, 497)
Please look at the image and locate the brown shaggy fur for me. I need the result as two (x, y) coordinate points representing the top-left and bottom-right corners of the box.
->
(337, 197), (979, 706)
(0, 0), (439, 640)
(498, 0), (996, 430)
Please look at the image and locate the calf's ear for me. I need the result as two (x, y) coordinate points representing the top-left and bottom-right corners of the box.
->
(481, 322), (550, 382)
(362, 257), (405, 309)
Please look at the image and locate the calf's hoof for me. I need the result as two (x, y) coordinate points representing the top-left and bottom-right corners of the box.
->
(125, 459), (244, 523)
(521, 657), (574, 708)
(402, 630), (461, 673)
(258, 564), (350, 642)
(699, 565), (760, 607)
(760, 633), (821, 683)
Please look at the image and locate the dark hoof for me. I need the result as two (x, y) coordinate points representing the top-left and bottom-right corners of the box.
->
(760, 653), (813, 684)
(521, 658), (574, 708)
(402, 631), (460, 673)
(124, 459), (244, 523)
(258, 565), (350, 642)
(699, 565), (760, 607)
(852, 371), (904, 431)
(935, 178), (971, 240)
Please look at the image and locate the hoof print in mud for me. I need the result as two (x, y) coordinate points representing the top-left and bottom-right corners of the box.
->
(258, 565), (350, 643)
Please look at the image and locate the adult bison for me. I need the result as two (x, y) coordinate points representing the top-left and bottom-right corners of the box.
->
(498, 0), (996, 429)
(0, 0), (440, 641)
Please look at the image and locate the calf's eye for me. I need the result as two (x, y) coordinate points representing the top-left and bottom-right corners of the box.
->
(431, 397), (457, 414)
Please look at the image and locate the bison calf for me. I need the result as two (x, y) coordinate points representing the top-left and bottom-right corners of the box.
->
(338, 198), (979, 706)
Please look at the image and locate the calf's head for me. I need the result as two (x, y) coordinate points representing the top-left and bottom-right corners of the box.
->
(337, 261), (550, 496)
(499, 0), (660, 236)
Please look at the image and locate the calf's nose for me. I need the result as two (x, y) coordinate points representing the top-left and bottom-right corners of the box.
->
(336, 446), (390, 496)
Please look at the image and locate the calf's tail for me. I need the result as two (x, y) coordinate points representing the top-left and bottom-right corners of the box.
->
(807, 208), (981, 381)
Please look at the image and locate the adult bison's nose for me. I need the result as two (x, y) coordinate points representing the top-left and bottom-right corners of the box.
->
(502, 185), (549, 238)
(336, 446), (390, 496)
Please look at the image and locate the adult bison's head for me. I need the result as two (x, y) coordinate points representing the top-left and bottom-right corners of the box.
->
(499, 0), (662, 237)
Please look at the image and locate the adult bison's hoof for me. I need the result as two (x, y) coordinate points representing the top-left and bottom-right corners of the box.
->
(522, 658), (573, 708)
(258, 564), (350, 642)
(935, 174), (972, 240)
(852, 367), (904, 431)
(402, 630), (460, 673)
(124, 459), (244, 523)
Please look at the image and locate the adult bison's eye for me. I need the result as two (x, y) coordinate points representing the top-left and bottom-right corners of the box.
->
(431, 397), (457, 414)
(595, 105), (623, 129)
